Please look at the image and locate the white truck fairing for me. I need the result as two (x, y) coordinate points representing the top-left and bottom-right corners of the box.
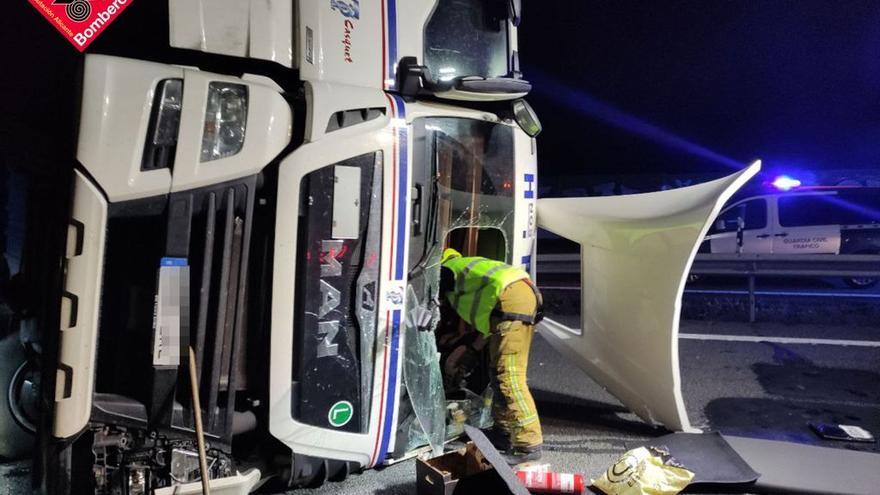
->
(54, 55), (296, 490)
(168, 0), (293, 68)
(54, 171), (108, 439)
(168, 0), (528, 100)
(536, 161), (761, 432)
(76, 55), (292, 201)
(77, 56), (182, 202)
(269, 92), (537, 467)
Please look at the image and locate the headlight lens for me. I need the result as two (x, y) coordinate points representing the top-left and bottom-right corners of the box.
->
(200, 82), (248, 162)
(141, 78), (183, 171)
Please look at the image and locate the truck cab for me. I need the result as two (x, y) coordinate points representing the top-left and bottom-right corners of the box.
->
(269, 85), (539, 474)
(37, 4), (771, 493)
(46, 53), (539, 493)
(168, 0), (530, 101)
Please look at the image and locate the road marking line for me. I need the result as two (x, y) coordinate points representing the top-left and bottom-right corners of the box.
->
(679, 333), (880, 347)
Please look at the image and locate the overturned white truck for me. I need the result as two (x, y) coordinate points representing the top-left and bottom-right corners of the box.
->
(44, 1), (760, 493)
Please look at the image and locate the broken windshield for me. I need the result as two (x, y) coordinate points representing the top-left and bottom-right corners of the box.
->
(398, 117), (515, 453)
(424, 0), (510, 82)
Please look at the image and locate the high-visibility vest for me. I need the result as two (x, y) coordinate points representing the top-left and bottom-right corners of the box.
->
(442, 255), (530, 335)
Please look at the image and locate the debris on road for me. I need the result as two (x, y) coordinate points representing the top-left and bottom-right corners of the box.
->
(416, 426), (530, 495)
(515, 468), (586, 494)
(592, 446), (694, 495)
(809, 422), (875, 443)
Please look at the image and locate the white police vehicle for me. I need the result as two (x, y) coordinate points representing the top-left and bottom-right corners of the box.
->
(704, 188), (880, 287)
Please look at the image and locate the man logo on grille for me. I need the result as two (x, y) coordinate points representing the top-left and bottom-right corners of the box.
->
(53, 0), (92, 23)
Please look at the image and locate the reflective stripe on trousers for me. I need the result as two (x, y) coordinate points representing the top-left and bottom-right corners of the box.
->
(489, 280), (543, 448)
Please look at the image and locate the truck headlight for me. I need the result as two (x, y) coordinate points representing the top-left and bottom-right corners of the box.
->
(142, 78), (183, 171)
(200, 82), (248, 162)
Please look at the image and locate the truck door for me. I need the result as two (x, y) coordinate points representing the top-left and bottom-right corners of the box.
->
(269, 91), (408, 469)
(773, 193), (842, 254)
(536, 161), (760, 432)
(707, 198), (772, 253)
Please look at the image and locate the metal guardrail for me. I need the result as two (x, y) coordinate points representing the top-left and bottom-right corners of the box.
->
(536, 252), (880, 277)
(536, 252), (880, 322)
(690, 253), (880, 278)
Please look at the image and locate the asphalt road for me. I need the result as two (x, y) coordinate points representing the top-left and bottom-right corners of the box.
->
(293, 314), (879, 494)
(2, 306), (878, 494)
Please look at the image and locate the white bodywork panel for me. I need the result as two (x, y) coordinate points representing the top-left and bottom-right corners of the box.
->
(536, 161), (761, 432)
(514, 135), (538, 272)
(434, 88), (530, 102)
(78, 55), (292, 198)
(77, 56), (182, 202)
(169, 0), (293, 68)
(54, 171), (108, 438)
(269, 95), (530, 466)
(171, 68), (292, 193)
(305, 80), (390, 142)
(270, 109), (404, 468)
(169, 1), (522, 96)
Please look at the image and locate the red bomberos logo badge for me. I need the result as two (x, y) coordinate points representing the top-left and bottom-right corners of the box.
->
(28, 0), (134, 52)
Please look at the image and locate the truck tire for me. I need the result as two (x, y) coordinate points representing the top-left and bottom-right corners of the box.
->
(0, 330), (34, 460)
(289, 453), (358, 488)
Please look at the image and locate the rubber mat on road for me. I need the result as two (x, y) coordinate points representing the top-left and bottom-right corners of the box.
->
(637, 432), (758, 486)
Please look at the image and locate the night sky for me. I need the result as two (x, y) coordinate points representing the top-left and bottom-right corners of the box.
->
(520, 1), (880, 178)
(4, 0), (880, 183)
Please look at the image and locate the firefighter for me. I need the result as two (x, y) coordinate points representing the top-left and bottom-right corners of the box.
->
(439, 248), (544, 464)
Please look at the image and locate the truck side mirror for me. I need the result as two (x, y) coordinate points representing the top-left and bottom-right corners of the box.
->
(513, 99), (541, 137)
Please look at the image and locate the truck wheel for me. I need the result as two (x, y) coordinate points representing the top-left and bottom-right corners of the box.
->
(289, 453), (358, 488)
(0, 331), (34, 460)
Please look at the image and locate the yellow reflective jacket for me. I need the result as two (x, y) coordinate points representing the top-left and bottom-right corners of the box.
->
(442, 255), (530, 335)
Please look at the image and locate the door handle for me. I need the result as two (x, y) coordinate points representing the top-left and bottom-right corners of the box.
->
(756, 234), (771, 239)
(774, 233), (788, 237)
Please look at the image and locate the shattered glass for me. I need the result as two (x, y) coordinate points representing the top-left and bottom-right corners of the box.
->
(403, 284), (446, 455)
(400, 117), (517, 455)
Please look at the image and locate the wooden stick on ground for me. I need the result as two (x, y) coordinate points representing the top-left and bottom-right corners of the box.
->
(188, 346), (211, 495)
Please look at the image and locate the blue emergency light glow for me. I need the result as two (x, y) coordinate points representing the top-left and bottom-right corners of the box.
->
(772, 175), (801, 191)
(529, 69), (744, 169)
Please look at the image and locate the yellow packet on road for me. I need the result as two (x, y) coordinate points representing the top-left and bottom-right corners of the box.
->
(593, 446), (695, 495)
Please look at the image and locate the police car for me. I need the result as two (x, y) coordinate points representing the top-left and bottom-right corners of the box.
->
(704, 188), (880, 288)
